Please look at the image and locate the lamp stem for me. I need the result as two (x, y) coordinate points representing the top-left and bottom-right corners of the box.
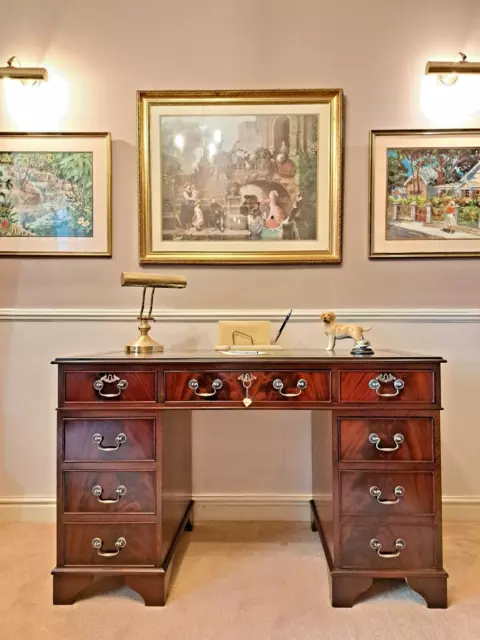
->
(148, 287), (155, 319)
(139, 286), (147, 319)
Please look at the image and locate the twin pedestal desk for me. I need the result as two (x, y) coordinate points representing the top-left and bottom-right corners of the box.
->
(52, 349), (448, 608)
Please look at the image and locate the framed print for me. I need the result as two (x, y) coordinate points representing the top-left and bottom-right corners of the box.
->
(0, 132), (111, 257)
(370, 129), (480, 258)
(138, 89), (343, 264)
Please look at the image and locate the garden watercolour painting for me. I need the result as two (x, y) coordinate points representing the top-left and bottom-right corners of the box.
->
(387, 147), (480, 240)
(160, 114), (318, 241)
(0, 151), (93, 238)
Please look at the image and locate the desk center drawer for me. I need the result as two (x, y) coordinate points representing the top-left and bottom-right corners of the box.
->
(165, 370), (331, 403)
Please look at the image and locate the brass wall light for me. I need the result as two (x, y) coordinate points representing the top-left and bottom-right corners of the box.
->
(0, 56), (48, 83)
(425, 52), (480, 85)
(121, 272), (187, 354)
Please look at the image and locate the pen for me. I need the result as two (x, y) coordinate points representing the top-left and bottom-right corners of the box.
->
(273, 309), (293, 345)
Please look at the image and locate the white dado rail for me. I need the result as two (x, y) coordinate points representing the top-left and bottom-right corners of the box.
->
(0, 308), (479, 321)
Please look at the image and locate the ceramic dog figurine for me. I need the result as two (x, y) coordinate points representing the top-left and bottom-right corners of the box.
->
(320, 311), (371, 351)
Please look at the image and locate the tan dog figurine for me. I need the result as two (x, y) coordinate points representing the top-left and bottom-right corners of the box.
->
(320, 312), (371, 351)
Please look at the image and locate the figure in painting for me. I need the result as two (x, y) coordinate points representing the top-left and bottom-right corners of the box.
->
(247, 201), (264, 239)
(443, 200), (457, 234)
(191, 200), (204, 231)
(266, 190), (285, 226)
(208, 196), (226, 232)
(179, 184), (194, 228)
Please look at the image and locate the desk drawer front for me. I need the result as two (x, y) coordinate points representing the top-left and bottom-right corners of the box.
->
(63, 471), (155, 513)
(341, 523), (435, 570)
(63, 418), (155, 462)
(64, 523), (155, 566)
(340, 471), (434, 515)
(165, 370), (331, 403)
(339, 370), (434, 404)
(64, 371), (156, 403)
(338, 418), (434, 462)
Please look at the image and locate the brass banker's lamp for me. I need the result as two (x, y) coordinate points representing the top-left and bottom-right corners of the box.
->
(121, 272), (187, 354)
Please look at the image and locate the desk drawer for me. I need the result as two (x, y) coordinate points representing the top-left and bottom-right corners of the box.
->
(340, 471), (434, 515)
(63, 418), (155, 462)
(64, 523), (156, 566)
(338, 418), (434, 462)
(63, 471), (155, 513)
(341, 523), (435, 570)
(165, 370), (331, 403)
(339, 370), (434, 404)
(64, 371), (156, 403)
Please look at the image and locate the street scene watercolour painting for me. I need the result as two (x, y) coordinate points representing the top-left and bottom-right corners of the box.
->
(0, 133), (111, 256)
(138, 90), (343, 264)
(370, 130), (480, 258)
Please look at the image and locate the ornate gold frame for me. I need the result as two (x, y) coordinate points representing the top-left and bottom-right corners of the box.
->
(0, 132), (111, 257)
(138, 89), (343, 264)
(369, 128), (480, 259)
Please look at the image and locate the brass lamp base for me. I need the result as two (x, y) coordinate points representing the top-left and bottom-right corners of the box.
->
(125, 318), (163, 354)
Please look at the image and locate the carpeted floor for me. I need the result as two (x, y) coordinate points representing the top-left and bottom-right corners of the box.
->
(1, 521), (480, 640)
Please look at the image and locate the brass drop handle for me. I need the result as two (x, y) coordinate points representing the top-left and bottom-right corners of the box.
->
(93, 374), (129, 398)
(92, 484), (127, 504)
(370, 538), (406, 558)
(272, 378), (308, 397)
(369, 432), (404, 452)
(368, 373), (404, 397)
(92, 432), (127, 452)
(188, 378), (223, 397)
(369, 485), (405, 505)
(92, 536), (126, 557)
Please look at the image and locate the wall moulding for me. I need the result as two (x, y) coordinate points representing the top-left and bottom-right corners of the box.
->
(0, 308), (479, 322)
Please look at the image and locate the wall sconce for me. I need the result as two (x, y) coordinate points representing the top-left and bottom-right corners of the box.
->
(425, 52), (480, 85)
(0, 56), (48, 84)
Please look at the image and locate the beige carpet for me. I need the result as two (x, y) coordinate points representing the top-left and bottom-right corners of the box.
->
(1, 522), (480, 640)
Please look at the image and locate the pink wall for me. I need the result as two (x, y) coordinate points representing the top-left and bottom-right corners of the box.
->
(1, 0), (479, 309)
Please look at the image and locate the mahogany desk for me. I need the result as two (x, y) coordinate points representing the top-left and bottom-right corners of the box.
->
(52, 349), (447, 608)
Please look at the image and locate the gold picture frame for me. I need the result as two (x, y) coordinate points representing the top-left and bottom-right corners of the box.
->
(370, 129), (480, 258)
(138, 89), (343, 264)
(0, 132), (111, 257)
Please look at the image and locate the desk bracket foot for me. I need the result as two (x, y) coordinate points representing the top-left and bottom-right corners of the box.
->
(406, 575), (448, 608)
(125, 575), (166, 607)
(330, 573), (373, 608)
(52, 573), (93, 605)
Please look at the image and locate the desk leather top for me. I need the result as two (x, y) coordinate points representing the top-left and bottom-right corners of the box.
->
(54, 349), (444, 364)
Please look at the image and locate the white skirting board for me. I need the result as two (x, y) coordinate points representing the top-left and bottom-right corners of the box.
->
(1, 495), (479, 523)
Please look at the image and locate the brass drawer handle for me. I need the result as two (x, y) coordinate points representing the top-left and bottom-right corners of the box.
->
(369, 432), (404, 452)
(93, 374), (129, 398)
(188, 378), (223, 397)
(368, 373), (404, 397)
(272, 378), (308, 397)
(370, 538), (406, 558)
(369, 485), (405, 505)
(92, 432), (127, 452)
(92, 484), (127, 504)
(92, 536), (126, 557)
